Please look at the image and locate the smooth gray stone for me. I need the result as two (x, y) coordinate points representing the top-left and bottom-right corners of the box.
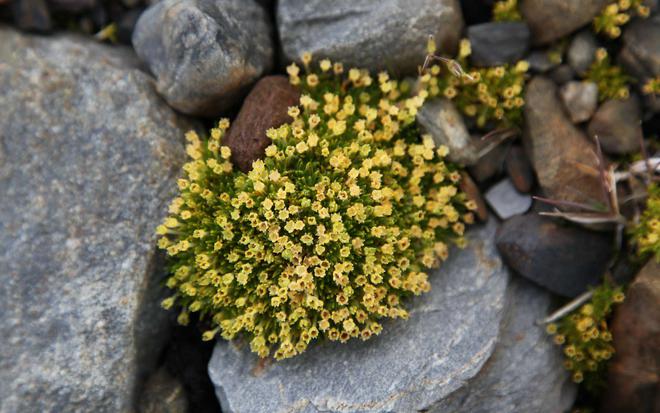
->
(277, 0), (463, 76)
(132, 0), (274, 117)
(209, 221), (510, 413)
(567, 30), (597, 75)
(467, 21), (531, 67)
(0, 28), (193, 412)
(559, 80), (599, 123)
(417, 98), (477, 165)
(431, 278), (577, 413)
(484, 179), (532, 219)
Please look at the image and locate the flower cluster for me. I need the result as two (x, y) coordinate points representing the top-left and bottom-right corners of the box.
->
(492, 0), (522, 22)
(424, 39), (528, 129)
(593, 0), (650, 38)
(642, 76), (660, 96)
(632, 183), (660, 261)
(546, 283), (624, 390)
(157, 56), (474, 360)
(584, 48), (632, 101)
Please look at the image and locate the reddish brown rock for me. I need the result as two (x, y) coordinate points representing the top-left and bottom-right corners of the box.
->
(223, 75), (300, 173)
(505, 145), (534, 193)
(460, 172), (488, 222)
(602, 259), (660, 413)
(523, 76), (606, 209)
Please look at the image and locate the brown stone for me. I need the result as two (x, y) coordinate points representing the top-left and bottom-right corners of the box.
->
(588, 96), (642, 155)
(223, 75), (300, 173)
(468, 143), (507, 183)
(523, 76), (606, 208)
(460, 172), (488, 222)
(602, 259), (660, 413)
(505, 145), (534, 193)
(520, 0), (609, 45)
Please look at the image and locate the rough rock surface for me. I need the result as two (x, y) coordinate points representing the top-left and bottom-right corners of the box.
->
(209, 221), (509, 412)
(496, 214), (614, 297)
(467, 22), (531, 67)
(560, 81), (599, 124)
(417, 98), (477, 165)
(523, 76), (606, 208)
(520, 0), (609, 45)
(277, 0), (463, 76)
(588, 96), (642, 155)
(0, 28), (193, 412)
(132, 0), (274, 117)
(223, 76), (300, 173)
(139, 367), (189, 413)
(619, 14), (660, 84)
(431, 278), (576, 413)
(602, 259), (660, 413)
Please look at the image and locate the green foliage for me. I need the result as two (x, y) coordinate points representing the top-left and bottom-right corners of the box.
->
(546, 282), (625, 392)
(593, 0), (650, 39)
(642, 76), (660, 96)
(425, 39), (528, 129)
(631, 183), (660, 261)
(584, 48), (633, 101)
(156, 56), (475, 360)
(492, 0), (522, 22)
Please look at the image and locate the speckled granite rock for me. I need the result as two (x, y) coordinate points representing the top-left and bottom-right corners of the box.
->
(0, 28), (194, 412)
(277, 0), (463, 76)
(431, 278), (576, 413)
(209, 221), (509, 413)
(132, 0), (274, 117)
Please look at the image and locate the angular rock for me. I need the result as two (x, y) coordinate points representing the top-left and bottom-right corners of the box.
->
(588, 97), (643, 155)
(602, 259), (660, 413)
(467, 21), (531, 67)
(496, 214), (614, 297)
(461, 172), (489, 221)
(11, 0), (52, 32)
(567, 30), (597, 75)
(132, 0), (274, 116)
(468, 143), (507, 183)
(520, 0), (609, 45)
(505, 145), (535, 193)
(431, 278), (577, 413)
(222, 75), (300, 173)
(560, 80), (599, 123)
(139, 367), (189, 413)
(209, 221), (510, 413)
(0, 28), (194, 412)
(523, 76), (606, 208)
(484, 179), (532, 219)
(277, 0), (463, 76)
(417, 98), (477, 165)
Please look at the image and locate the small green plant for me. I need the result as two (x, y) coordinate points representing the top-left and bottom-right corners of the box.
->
(492, 0), (522, 22)
(424, 38), (528, 129)
(584, 48), (632, 101)
(156, 54), (475, 360)
(546, 282), (625, 392)
(642, 76), (660, 96)
(631, 183), (660, 261)
(593, 0), (650, 38)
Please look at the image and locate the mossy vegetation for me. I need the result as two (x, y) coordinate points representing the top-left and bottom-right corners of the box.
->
(593, 0), (650, 39)
(584, 48), (633, 101)
(632, 183), (660, 261)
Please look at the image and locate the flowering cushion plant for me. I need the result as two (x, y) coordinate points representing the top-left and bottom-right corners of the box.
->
(156, 55), (476, 360)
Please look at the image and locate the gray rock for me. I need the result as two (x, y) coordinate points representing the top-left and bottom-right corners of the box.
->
(588, 96), (642, 155)
(548, 64), (576, 85)
(132, 0), (274, 117)
(0, 28), (193, 412)
(431, 278), (577, 413)
(139, 367), (189, 413)
(520, 0), (609, 45)
(417, 98), (477, 165)
(527, 50), (559, 73)
(467, 22), (531, 67)
(560, 80), (599, 123)
(209, 221), (510, 413)
(567, 30), (597, 75)
(496, 214), (614, 297)
(484, 179), (532, 219)
(277, 0), (463, 76)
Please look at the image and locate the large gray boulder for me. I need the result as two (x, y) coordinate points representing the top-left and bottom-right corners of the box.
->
(132, 0), (274, 117)
(277, 0), (463, 76)
(209, 222), (511, 412)
(0, 28), (193, 412)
